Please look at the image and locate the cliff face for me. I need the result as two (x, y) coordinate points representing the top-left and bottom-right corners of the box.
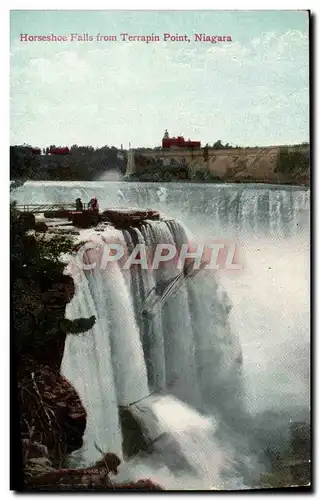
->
(19, 360), (88, 466)
(132, 145), (309, 185)
(205, 146), (309, 185)
(15, 269), (96, 468)
(10, 144), (309, 185)
(12, 206), (167, 491)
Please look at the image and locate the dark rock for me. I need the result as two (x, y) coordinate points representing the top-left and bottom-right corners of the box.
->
(26, 471), (164, 491)
(101, 209), (160, 229)
(16, 212), (36, 232)
(113, 479), (164, 491)
(61, 315), (96, 335)
(25, 457), (55, 480)
(43, 210), (70, 219)
(23, 446), (164, 491)
(15, 272), (95, 370)
(72, 211), (101, 228)
(34, 221), (48, 233)
(18, 361), (87, 466)
(94, 453), (121, 475)
(119, 406), (150, 458)
(22, 439), (49, 460)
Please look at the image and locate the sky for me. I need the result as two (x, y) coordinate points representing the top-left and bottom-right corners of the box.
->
(10, 10), (309, 149)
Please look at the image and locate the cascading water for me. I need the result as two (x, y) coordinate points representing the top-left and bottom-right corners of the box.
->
(115, 394), (243, 490)
(12, 181), (310, 488)
(139, 220), (202, 408)
(62, 265), (123, 462)
(122, 226), (166, 392)
(13, 181), (309, 240)
(61, 216), (252, 487)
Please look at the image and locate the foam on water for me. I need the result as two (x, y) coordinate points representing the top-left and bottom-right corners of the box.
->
(12, 181), (310, 488)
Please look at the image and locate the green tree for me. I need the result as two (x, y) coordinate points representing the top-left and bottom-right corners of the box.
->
(11, 202), (95, 361)
(212, 140), (223, 150)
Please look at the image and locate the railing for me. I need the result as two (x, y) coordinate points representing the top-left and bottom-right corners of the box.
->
(16, 203), (88, 213)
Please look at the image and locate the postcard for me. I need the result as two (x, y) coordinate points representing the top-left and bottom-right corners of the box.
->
(10, 9), (310, 491)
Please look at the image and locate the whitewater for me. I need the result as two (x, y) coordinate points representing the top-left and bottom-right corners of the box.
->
(12, 181), (310, 490)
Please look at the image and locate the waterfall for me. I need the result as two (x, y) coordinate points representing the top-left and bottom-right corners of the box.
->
(116, 394), (241, 490)
(61, 216), (256, 487)
(139, 220), (202, 408)
(13, 181), (309, 239)
(10, 181), (309, 487)
(62, 227), (150, 463)
(164, 220), (244, 417)
(122, 226), (166, 392)
(62, 265), (123, 462)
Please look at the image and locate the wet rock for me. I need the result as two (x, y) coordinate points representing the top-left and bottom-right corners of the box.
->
(22, 439), (49, 460)
(15, 212), (36, 233)
(18, 361), (87, 466)
(113, 479), (164, 491)
(101, 209), (160, 229)
(43, 210), (70, 219)
(16, 272), (96, 370)
(61, 316), (96, 335)
(94, 452), (121, 475)
(23, 448), (164, 491)
(72, 211), (100, 228)
(119, 406), (150, 458)
(26, 472), (164, 491)
(25, 457), (56, 478)
(34, 221), (48, 233)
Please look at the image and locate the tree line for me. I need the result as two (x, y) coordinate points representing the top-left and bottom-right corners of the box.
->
(10, 144), (127, 181)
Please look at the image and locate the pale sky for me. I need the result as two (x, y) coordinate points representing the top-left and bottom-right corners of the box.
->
(10, 10), (309, 149)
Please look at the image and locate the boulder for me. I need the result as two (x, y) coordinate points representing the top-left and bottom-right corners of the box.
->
(16, 212), (36, 232)
(18, 361), (87, 466)
(23, 446), (164, 491)
(101, 209), (160, 229)
(113, 479), (164, 491)
(72, 211), (100, 228)
(15, 271), (95, 370)
(43, 210), (70, 219)
(34, 221), (48, 233)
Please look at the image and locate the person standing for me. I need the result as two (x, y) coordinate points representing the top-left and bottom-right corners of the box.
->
(75, 198), (83, 211)
(88, 196), (99, 211)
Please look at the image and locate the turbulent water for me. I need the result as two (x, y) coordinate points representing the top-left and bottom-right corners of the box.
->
(13, 181), (309, 239)
(12, 181), (310, 489)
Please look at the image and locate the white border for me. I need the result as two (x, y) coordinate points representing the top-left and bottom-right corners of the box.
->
(3, 2), (316, 499)
(4, 1), (318, 10)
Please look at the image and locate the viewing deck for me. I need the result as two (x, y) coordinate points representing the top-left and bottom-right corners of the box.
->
(16, 203), (90, 213)
(15, 204), (161, 230)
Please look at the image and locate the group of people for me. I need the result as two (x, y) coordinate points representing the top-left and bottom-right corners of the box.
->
(75, 197), (99, 212)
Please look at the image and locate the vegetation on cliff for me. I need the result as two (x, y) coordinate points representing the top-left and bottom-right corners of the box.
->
(11, 201), (167, 491)
(127, 155), (190, 182)
(11, 201), (96, 482)
(129, 143), (309, 185)
(127, 155), (224, 183)
(10, 142), (309, 185)
(275, 146), (309, 175)
(11, 202), (95, 358)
